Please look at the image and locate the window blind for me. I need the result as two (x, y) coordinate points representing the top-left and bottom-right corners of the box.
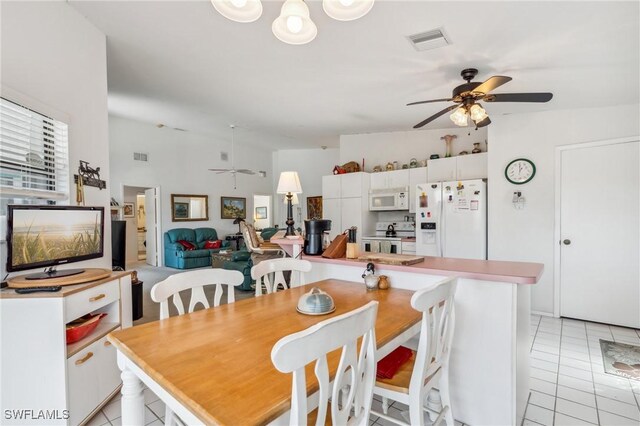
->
(0, 97), (69, 200)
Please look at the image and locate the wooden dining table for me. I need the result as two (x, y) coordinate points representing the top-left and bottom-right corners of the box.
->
(108, 279), (421, 425)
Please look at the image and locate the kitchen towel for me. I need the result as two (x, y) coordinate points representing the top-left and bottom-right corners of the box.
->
(380, 240), (392, 254)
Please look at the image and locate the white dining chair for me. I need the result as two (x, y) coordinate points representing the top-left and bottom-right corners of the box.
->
(251, 258), (312, 297)
(371, 277), (458, 426)
(150, 268), (244, 425)
(271, 301), (379, 426)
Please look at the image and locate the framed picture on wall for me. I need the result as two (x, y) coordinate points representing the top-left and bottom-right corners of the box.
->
(221, 196), (246, 219)
(173, 202), (189, 219)
(306, 196), (322, 220)
(255, 206), (267, 219)
(123, 202), (135, 218)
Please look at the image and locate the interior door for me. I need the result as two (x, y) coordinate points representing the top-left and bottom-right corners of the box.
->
(144, 187), (161, 266)
(560, 141), (639, 328)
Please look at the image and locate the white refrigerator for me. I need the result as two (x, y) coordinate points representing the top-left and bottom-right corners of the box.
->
(415, 179), (487, 259)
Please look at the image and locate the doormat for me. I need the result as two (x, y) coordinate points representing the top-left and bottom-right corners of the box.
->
(600, 339), (640, 381)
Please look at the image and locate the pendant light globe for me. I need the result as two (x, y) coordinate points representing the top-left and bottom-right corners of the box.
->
(272, 0), (317, 45)
(322, 0), (374, 21)
(211, 0), (263, 23)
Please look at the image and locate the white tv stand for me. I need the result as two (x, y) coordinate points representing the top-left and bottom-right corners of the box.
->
(0, 271), (132, 425)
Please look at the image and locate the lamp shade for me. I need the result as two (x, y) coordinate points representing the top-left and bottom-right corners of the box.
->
(211, 0), (263, 23)
(272, 0), (317, 45)
(322, 0), (374, 21)
(283, 193), (299, 205)
(277, 171), (303, 194)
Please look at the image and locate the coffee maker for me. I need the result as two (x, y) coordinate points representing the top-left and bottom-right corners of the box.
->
(304, 220), (332, 255)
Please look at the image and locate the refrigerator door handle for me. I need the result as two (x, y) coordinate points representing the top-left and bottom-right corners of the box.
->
(440, 186), (445, 258)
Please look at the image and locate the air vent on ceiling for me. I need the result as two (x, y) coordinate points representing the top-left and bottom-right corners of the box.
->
(221, 152), (229, 162)
(133, 152), (148, 162)
(407, 28), (451, 52)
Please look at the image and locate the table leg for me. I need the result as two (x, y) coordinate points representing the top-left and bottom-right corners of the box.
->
(121, 367), (145, 425)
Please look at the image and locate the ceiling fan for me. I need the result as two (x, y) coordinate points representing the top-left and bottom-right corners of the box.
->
(209, 125), (257, 189)
(408, 68), (553, 129)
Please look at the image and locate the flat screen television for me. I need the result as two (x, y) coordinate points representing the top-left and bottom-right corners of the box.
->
(7, 205), (105, 280)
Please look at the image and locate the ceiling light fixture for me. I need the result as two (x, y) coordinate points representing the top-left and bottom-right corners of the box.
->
(211, 0), (263, 23)
(212, 0), (374, 45)
(272, 0), (317, 45)
(450, 103), (490, 127)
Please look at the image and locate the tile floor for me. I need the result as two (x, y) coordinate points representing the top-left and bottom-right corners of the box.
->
(526, 314), (640, 426)
(87, 314), (640, 425)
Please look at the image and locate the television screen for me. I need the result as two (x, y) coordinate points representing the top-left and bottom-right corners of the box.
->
(7, 205), (104, 272)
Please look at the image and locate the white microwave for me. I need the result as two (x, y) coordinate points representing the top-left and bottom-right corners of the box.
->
(369, 188), (409, 211)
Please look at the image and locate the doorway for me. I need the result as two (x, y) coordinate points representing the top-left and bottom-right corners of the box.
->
(253, 194), (272, 230)
(555, 138), (639, 328)
(121, 185), (162, 267)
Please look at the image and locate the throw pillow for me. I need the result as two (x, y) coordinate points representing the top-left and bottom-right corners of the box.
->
(177, 240), (196, 251)
(204, 240), (222, 249)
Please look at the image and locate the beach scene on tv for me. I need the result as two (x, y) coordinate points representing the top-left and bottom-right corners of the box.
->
(11, 209), (102, 268)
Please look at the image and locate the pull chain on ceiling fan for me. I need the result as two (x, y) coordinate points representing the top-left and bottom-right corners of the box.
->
(408, 68), (553, 129)
(209, 125), (257, 189)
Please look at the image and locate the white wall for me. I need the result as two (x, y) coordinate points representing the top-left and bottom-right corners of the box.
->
(340, 128), (488, 171)
(272, 148), (339, 227)
(488, 104), (640, 314)
(0, 1), (110, 277)
(109, 116), (273, 251)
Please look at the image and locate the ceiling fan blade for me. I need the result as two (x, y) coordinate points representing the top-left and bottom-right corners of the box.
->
(235, 169), (256, 175)
(407, 98), (453, 106)
(472, 76), (512, 95)
(209, 168), (231, 172)
(475, 117), (491, 128)
(484, 92), (553, 103)
(413, 104), (458, 129)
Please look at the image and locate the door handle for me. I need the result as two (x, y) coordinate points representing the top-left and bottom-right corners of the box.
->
(563, 239), (571, 245)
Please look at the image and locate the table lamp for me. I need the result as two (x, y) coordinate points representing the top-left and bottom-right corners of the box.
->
(277, 171), (303, 236)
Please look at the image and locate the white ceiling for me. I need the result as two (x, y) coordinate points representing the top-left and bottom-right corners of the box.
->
(70, 1), (639, 150)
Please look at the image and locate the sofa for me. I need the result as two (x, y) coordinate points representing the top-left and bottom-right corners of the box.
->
(164, 228), (231, 269)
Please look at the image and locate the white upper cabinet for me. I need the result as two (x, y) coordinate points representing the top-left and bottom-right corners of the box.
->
(427, 153), (488, 182)
(322, 174), (341, 199)
(427, 157), (457, 182)
(341, 172), (367, 198)
(456, 152), (488, 180)
(409, 167), (428, 213)
(370, 169), (410, 190)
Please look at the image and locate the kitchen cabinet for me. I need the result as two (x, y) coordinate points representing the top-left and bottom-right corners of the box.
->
(427, 153), (487, 182)
(0, 272), (132, 425)
(321, 172), (374, 243)
(409, 167), (428, 213)
(369, 169), (410, 190)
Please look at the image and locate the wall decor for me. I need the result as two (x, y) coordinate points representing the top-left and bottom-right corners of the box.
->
(123, 203), (134, 218)
(173, 202), (189, 219)
(255, 206), (267, 219)
(73, 160), (106, 189)
(171, 194), (209, 222)
(306, 196), (323, 220)
(505, 158), (536, 185)
(221, 196), (246, 219)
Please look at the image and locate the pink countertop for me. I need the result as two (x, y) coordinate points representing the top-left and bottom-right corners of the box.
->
(302, 255), (543, 285)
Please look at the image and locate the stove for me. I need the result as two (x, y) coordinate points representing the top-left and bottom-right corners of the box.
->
(361, 221), (415, 253)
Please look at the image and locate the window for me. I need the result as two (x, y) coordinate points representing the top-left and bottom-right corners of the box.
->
(0, 97), (69, 211)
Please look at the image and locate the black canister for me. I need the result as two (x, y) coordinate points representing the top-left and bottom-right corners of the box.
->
(348, 227), (357, 243)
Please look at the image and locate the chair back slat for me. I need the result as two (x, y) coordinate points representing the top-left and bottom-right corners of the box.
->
(252, 258), (312, 296)
(272, 301), (378, 426)
(408, 277), (458, 401)
(151, 269), (244, 320)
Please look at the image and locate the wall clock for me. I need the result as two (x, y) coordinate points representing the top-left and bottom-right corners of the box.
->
(505, 158), (536, 185)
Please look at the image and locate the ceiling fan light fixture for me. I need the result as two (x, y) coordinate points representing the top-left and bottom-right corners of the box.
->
(322, 0), (374, 21)
(469, 103), (488, 122)
(272, 0), (317, 45)
(450, 107), (468, 127)
(211, 0), (263, 23)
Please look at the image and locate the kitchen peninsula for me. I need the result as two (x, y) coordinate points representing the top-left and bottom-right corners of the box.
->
(300, 254), (543, 426)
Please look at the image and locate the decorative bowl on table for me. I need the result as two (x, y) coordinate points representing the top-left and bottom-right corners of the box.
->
(66, 312), (107, 344)
(296, 287), (336, 316)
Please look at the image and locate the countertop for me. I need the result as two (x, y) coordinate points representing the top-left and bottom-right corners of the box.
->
(302, 255), (543, 285)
